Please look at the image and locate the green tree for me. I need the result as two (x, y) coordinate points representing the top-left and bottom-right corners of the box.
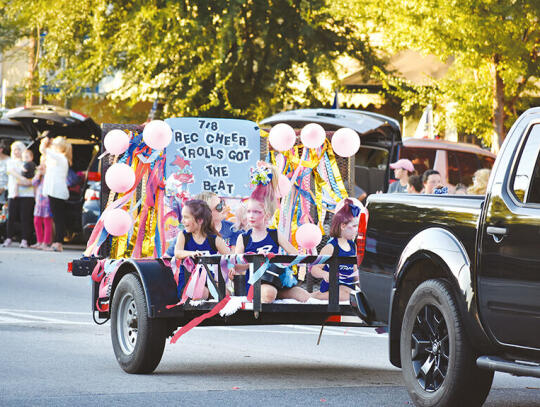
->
(340, 0), (539, 150)
(8, 0), (378, 121)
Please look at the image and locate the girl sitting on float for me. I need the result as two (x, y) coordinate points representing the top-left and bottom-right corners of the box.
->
(173, 199), (230, 300)
(310, 198), (360, 302)
(232, 163), (310, 304)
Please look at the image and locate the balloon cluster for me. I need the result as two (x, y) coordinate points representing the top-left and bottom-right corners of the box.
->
(102, 120), (173, 236)
(268, 122), (360, 157)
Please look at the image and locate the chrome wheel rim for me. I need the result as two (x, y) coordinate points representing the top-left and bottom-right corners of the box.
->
(117, 293), (138, 355)
(410, 304), (449, 392)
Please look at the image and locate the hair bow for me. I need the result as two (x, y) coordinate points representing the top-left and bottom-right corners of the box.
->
(250, 166), (273, 186)
(349, 203), (360, 217)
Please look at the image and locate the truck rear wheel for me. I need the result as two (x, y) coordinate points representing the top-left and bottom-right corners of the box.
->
(400, 279), (493, 407)
(111, 273), (166, 374)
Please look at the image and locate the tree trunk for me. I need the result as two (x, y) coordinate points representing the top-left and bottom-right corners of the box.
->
(491, 54), (505, 153)
(25, 34), (38, 106)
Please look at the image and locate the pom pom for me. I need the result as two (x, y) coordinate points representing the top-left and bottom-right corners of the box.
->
(269, 123), (296, 152)
(250, 166), (273, 186)
(331, 128), (360, 157)
(295, 223), (322, 249)
(104, 129), (130, 156)
(300, 123), (326, 149)
(143, 120), (173, 150)
(279, 267), (298, 288)
(105, 163), (136, 193)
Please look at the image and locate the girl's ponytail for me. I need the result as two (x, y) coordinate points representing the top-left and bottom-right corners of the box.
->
(249, 163), (279, 216)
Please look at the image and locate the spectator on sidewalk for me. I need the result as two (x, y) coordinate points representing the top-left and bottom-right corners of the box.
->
(41, 136), (72, 252)
(31, 157), (53, 250)
(422, 169), (443, 194)
(2, 141), (35, 248)
(0, 140), (9, 204)
(388, 159), (415, 193)
(407, 175), (423, 194)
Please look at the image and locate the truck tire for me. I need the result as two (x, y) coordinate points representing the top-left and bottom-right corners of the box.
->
(111, 273), (166, 374)
(400, 279), (493, 407)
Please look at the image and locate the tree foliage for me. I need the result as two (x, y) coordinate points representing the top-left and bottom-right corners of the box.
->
(339, 0), (540, 148)
(3, 0), (378, 121)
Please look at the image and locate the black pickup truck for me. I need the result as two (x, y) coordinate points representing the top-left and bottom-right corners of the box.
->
(358, 107), (540, 406)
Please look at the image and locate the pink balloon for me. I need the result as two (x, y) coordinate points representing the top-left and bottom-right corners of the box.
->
(300, 123), (326, 149)
(104, 129), (130, 156)
(269, 123), (296, 151)
(331, 128), (360, 157)
(277, 173), (292, 198)
(104, 208), (132, 236)
(143, 120), (173, 150)
(105, 163), (135, 193)
(295, 223), (322, 250)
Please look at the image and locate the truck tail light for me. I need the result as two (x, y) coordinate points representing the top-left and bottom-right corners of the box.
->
(87, 171), (101, 182)
(67, 262), (73, 273)
(356, 208), (369, 267)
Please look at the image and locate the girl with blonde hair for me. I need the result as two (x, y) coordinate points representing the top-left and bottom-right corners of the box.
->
(40, 136), (72, 251)
(467, 169), (491, 195)
(2, 141), (35, 247)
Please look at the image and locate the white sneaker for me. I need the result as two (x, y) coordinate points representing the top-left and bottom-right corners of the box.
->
(2, 238), (12, 247)
(20, 239), (29, 248)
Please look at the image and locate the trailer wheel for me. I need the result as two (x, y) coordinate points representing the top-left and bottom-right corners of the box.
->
(111, 273), (166, 374)
(400, 279), (493, 407)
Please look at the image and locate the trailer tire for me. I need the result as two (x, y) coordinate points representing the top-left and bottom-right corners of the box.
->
(111, 273), (166, 374)
(400, 279), (493, 407)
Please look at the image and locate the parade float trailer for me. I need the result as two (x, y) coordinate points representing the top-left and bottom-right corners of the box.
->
(70, 115), (384, 374)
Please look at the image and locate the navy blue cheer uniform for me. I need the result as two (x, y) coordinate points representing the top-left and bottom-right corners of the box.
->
(177, 231), (218, 298)
(319, 238), (357, 293)
(242, 228), (291, 291)
(220, 220), (241, 248)
(166, 219), (239, 257)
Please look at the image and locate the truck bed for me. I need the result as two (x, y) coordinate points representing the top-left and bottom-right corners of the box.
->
(359, 193), (484, 323)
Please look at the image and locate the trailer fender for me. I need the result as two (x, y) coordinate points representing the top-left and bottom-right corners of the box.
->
(388, 227), (494, 367)
(110, 259), (180, 318)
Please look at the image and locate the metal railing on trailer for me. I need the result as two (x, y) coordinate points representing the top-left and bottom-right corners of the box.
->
(71, 253), (374, 327)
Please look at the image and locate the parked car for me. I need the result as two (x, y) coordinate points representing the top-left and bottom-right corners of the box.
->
(399, 138), (495, 187)
(260, 109), (495, 196)
(4, 105), (102, 243)
(356, 107), (540, 406)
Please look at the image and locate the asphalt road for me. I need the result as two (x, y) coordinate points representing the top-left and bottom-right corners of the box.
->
(0, 246), (538, 407)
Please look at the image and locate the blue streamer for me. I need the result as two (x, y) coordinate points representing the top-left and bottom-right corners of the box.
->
(247, 258), (270, 285)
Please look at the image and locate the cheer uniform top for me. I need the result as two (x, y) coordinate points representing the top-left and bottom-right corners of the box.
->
(241, 228), (282, 292)
(319, 238), (357, 293)
(220, 220), (241, 248)
(177, 231), (218, 297)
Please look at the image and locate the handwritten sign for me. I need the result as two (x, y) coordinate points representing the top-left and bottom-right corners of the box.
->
(164, 118), (261, 197)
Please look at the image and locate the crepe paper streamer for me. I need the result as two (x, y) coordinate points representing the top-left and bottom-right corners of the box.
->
(170, 296), (231, 344)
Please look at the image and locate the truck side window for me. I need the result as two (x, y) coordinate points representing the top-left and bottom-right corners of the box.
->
(512, 124), (540, 204)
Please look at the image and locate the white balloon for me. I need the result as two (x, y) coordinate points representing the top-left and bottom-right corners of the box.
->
(143, 120), (173, 150)
(300, 123), (326, 149)
(331, 128), (360, 157)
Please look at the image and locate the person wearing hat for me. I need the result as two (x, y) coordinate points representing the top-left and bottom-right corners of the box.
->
(388, 159), (415, 193)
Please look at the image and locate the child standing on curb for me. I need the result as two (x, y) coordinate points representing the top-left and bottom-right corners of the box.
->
(31, 158), (53, 249)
